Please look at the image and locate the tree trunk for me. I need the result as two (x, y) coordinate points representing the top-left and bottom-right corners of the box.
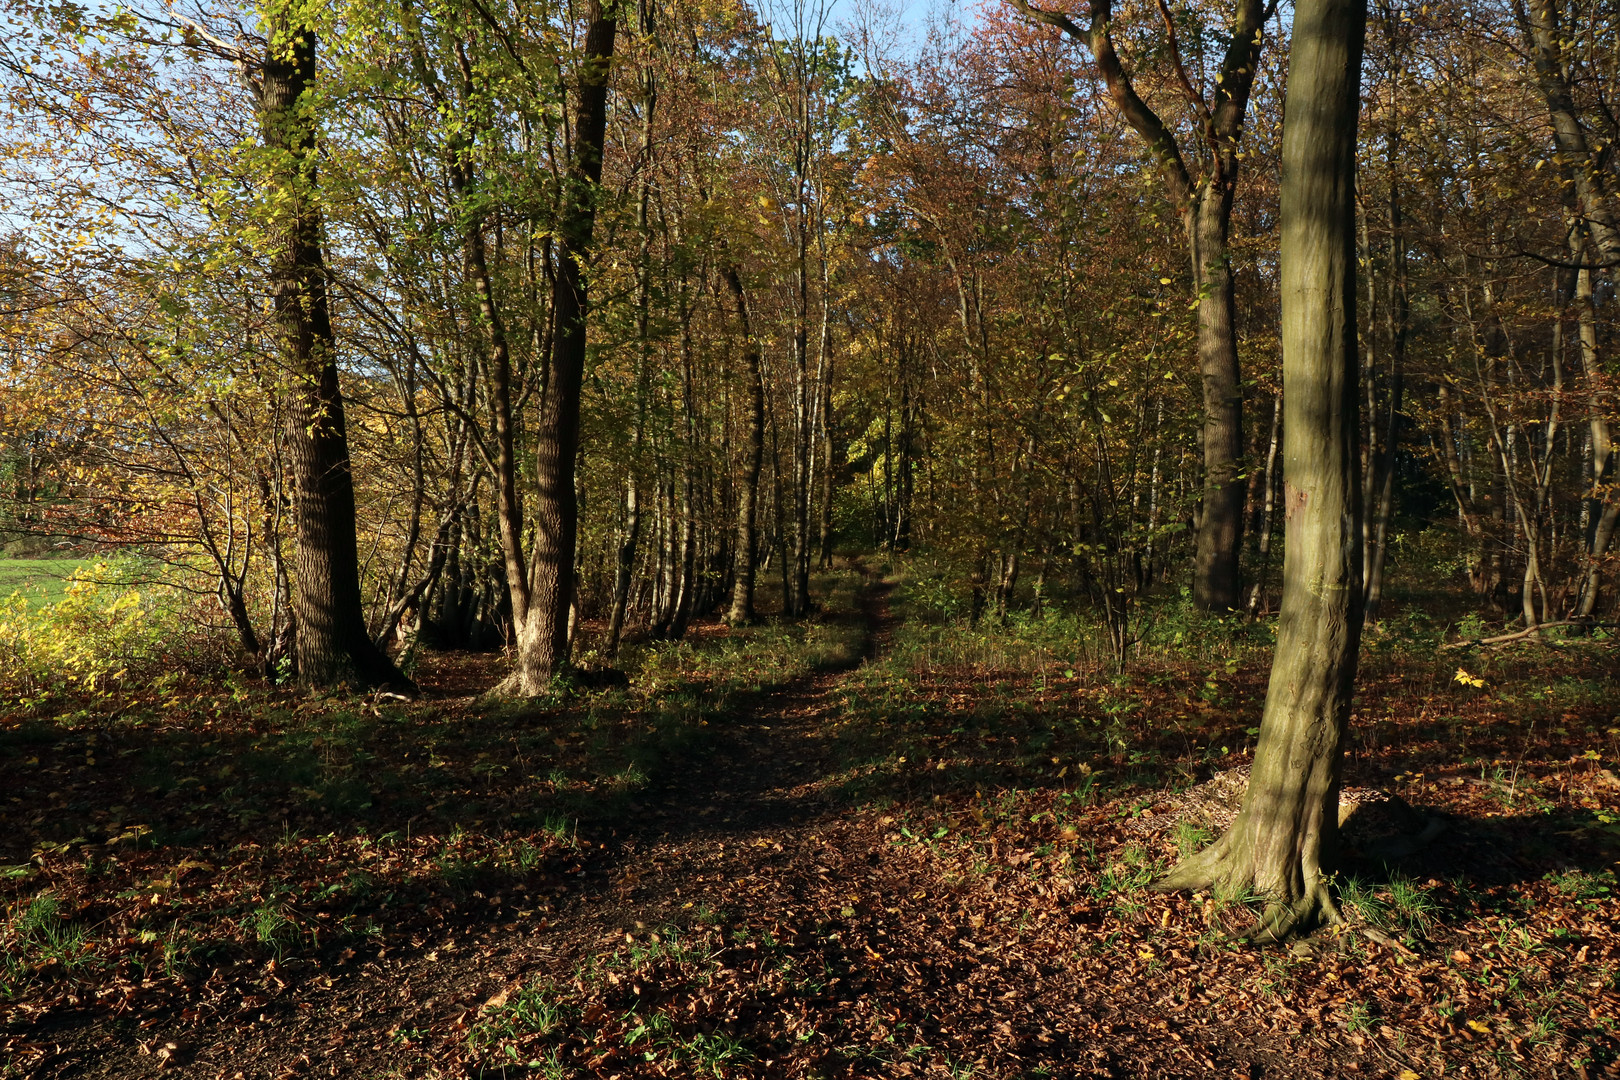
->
(260, 13), (412, 693)
(1362, 195), (1406, 620)
(1158, 0), (1366, 940)
(606, 11), (656, 659)
(895, 345), (914, 551)
(1190, 192), (1245, 611)
(1515, 0), (1620, 266)
(817, 318), (835, 570)
(1575, 262), (1618, 619)
(669, 302), (699, 641)
(503, 4), (618, 693)
(726, 265), (763, 625)
(1246, 390), (1283, 616)
(1010, 0), (1271, 613)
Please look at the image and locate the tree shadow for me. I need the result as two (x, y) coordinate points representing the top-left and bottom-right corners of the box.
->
(1342, 800), (1620, 905)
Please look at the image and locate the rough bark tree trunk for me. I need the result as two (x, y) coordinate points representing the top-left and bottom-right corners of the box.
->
(260, 13), (412, 693)
(502, 4), (618, 693)
(1158, 0), (1366, 939)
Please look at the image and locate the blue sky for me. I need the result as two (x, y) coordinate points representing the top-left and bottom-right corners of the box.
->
(817, 0), (986, 55)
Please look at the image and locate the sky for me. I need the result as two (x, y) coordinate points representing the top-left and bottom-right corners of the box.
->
(809, 0), (988, 58)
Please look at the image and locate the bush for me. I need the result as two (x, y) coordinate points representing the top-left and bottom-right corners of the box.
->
(0, 560), (230, 704)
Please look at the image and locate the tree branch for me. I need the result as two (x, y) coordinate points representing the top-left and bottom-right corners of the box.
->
(1441, 619), (1620, 649)
(1006, 0), (1195, 207)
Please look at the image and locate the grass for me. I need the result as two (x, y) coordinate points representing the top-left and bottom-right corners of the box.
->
(0, 557), (87, 606)
(1, 891), (95, 994)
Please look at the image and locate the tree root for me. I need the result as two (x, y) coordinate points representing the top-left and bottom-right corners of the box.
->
(1152, 832), (1232, 894)
(1161, 853), (1423, 954)
(1248, 882), (1340, 944)
(1156, 835), (1350, 945)
(487, 669), (558, 699)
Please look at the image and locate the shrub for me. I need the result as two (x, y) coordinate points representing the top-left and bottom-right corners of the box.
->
(0, 560), (229, 704)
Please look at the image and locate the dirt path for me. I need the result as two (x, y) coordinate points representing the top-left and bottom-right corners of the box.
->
(132, 570), (901, 1079)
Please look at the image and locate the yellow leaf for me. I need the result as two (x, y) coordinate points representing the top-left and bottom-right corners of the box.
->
(1466, 1019), (1491, 1034)
(1399, 1071), (1421, 1080)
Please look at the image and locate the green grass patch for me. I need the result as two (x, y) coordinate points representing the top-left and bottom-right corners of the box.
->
(0, 557), (88, 606)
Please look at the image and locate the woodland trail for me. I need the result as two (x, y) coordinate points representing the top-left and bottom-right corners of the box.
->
(152, 568), (905, 1079)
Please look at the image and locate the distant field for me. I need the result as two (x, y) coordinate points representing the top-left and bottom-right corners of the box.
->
(0, 558), (88, 605)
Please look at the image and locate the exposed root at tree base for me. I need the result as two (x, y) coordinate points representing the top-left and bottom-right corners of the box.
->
(1155, 833), (1343, 944)
(1248, 883), (1341, 944)
(487, 670), (558, 699)
(1161, 844), (1421, 953)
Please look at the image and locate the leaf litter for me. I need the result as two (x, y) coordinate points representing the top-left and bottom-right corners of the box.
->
(1, 572), (1617, 1078)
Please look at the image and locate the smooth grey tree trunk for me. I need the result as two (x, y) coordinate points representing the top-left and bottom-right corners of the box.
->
(606, 6), (657, 659)
(1575, 263), (1618, 619)
(725, 265), (764, 625)
(1246, 391), (1283, 616)
(1158, 0), (1367, 940)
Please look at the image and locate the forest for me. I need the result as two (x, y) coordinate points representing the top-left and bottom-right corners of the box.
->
(0, 0), (1618, 1075)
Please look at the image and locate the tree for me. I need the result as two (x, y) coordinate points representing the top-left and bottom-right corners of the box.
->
(503, 0), (619, 693)
(258, 3), (413, 692)
(1158, 0), (1366, 938)
(725, 262), (765, 625)
(1009, 0), (1277, 611)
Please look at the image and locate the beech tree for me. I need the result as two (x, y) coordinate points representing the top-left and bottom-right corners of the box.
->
(502, 0), (620, 693)
(1158, 0), (1366, 937)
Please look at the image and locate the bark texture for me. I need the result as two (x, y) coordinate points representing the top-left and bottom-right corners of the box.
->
(261, 15), (412, 693)
(502, 4), (618, 694)
(1158, 0), (1366, 939)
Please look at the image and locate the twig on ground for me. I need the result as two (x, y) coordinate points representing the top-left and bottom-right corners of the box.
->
(1354, 923), (1418, 956)
(1440, 620), (1619, 650)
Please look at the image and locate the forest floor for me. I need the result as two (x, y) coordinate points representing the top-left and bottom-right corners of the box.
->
(2, 562), (1620, 1079)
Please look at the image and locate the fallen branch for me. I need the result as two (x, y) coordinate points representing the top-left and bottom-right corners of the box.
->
(1321, 895), (1418, 956)
(1354, 923), (1418, 957)
(1440, 620), (1620, 650)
